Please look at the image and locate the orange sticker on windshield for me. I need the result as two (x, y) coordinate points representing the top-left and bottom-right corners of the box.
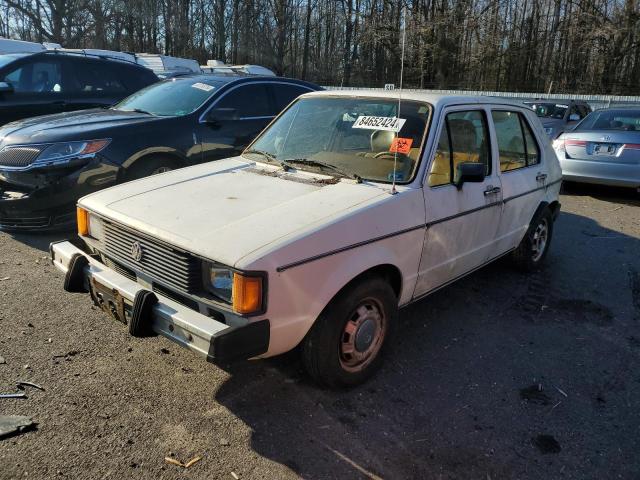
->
(389, 137), (413, 154)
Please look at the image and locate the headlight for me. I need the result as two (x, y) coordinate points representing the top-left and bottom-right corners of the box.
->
(33, 139), (110, 167)
(544, 127), (553, 136)
(205, 264), (264, 315)
(87, 213), (105, 243)
(208, 267), (234, 303)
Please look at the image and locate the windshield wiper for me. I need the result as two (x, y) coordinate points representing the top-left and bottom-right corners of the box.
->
(119, 108), (156, 116)
(281, 158), (362, 183)
(243, 149), (278, 163)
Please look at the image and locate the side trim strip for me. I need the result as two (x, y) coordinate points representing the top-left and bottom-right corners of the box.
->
(276, 224), (425, 272)
(276, 177), (562, 272)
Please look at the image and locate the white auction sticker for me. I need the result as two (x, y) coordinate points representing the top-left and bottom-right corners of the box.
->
(352, 116), (406, 132)
(192, 82), (214, 92)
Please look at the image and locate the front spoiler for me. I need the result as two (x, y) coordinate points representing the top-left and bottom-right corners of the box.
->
(50, 240), (270, 363)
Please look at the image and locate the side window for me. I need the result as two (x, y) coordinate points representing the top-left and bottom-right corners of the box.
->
(569, 104), (582, 120)
(216, 84), (271, 118)
(272, 84), (311, 112)
(2, 60), (63, 93)
(68, 60), (126, 93)
(492, 111), (540, 171)
(428, 110), (490, 187)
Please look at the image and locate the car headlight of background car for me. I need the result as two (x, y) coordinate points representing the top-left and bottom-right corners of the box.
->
(205, 263), (264, 315)
(32, 139), (111, 168)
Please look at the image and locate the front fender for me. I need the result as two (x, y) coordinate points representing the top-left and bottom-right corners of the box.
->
(258, 227), (424, 357)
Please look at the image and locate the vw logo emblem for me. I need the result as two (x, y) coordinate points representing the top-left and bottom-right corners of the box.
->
(130, 241), (143, 262)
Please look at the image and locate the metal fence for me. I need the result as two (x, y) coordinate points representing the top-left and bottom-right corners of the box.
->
(325, 86), (640, 110)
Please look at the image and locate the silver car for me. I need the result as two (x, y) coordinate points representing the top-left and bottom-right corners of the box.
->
(553, 108), (640, 190)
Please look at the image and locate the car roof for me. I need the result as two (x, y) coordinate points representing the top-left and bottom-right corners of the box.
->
(165, 73), (320, 89)
(300, 89), (530, 108)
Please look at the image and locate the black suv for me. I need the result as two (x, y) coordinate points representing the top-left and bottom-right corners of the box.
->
(0, 74), (321, 230)
(0, 51), (158, 125)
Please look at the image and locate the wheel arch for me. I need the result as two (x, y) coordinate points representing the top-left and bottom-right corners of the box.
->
(119, 148), (188, 180)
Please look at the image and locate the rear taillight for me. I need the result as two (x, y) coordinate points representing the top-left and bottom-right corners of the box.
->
(564, 139), (586, 147)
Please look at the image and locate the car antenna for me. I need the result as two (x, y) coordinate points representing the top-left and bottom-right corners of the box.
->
(391, 6), (406, 195)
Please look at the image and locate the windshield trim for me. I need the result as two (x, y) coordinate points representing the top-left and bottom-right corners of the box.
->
(241, 94), (433, 186)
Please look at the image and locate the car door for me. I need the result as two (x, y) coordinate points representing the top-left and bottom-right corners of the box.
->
(62, 57), (128, 111)
(269, 82), (315, 114)
(414, 106), (503, 297)
(198, 82), (274, 162)
(0, 56), (66, 124)
(490, 108), (546, 254)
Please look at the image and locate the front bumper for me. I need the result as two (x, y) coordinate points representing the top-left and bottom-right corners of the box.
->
(50, 240), (270, 363)
(560, 158), (640, 188)
(0, 158), (119, 231)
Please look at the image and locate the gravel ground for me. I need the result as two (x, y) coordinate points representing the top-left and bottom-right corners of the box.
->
(0, 183), (639, 480)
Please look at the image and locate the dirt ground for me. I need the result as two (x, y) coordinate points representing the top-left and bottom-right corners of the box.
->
(0, 183), (639, 480)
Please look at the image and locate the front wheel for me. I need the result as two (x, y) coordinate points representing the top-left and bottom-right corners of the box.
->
(512, 207), (554, 271)
(301, 277), (397, 388)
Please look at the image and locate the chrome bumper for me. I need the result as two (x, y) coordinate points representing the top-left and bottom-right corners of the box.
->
(50, 240), (270, 362)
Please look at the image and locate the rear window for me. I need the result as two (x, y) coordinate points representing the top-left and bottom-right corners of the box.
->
(576, 110), (640, 131)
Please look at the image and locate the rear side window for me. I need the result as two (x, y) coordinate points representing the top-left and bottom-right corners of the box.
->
(428, 110), (490, 187)
(492, 111), (540, 172)
(2, 60), (64, 93)
(68, 60), (126, 93)
(272, 84), (312, 111)
(216, 83), (271, 118)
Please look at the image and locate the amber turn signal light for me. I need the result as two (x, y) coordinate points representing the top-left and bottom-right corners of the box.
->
(77, 207), (89, 236)
(232, 273), (263, 315)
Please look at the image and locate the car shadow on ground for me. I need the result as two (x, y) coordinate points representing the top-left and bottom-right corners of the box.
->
(213, 210), (640, 479)
(561, 181), (639, 207)
(6, 229), (74, 252)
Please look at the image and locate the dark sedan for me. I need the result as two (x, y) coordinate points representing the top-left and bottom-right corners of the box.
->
(0, 74), (321, 230)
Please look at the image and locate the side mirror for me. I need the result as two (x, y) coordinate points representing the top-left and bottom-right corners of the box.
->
(455, 162), (485, 189)
(0, 81), (14, 94)
(206, 107), (238, 123)
(568, 113), (580, 122)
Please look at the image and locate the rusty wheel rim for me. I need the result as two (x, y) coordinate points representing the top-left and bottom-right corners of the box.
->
(339, 298), (386, 373)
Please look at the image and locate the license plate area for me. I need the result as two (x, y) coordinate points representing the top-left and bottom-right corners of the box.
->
(593, 143), (617, 155)
(89, 277), (132, 325)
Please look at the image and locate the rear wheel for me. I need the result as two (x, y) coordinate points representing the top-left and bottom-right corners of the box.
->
(301, 277), (397, 388)
(126, 156), (180, 181)
(512, 207), (554, 271)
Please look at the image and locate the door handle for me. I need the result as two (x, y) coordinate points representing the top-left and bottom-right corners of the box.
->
(483, 186), (501, 196)
(536, 172), (547, 182)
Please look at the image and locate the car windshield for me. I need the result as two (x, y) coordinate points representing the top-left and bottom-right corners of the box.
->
(525, 102), (568, 119)
(114, 77), (218, 116)
(575, 109), (640, 131)
(244, 96), (431, 183)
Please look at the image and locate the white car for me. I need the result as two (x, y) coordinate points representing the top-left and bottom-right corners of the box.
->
(51, 91), (562, 387)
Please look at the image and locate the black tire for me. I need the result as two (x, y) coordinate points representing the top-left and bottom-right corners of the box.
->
(301, 276), (397, 388)
(126, 156), (180, 181)
(512, 207), (554, 272)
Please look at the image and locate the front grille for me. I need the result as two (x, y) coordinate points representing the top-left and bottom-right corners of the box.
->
(103, 221), (201, 293)
(0, 146), (46, 168)
(104, 256), (137, 282)
(153, 283), (199, 310)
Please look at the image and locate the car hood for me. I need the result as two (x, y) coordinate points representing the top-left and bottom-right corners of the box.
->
(80, 157), (390, 268)
(0, 109), (162, 145)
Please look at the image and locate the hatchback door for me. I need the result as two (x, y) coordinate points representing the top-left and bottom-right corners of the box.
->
(490, 109), (547, 254)
(414, 106), (503, 297)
